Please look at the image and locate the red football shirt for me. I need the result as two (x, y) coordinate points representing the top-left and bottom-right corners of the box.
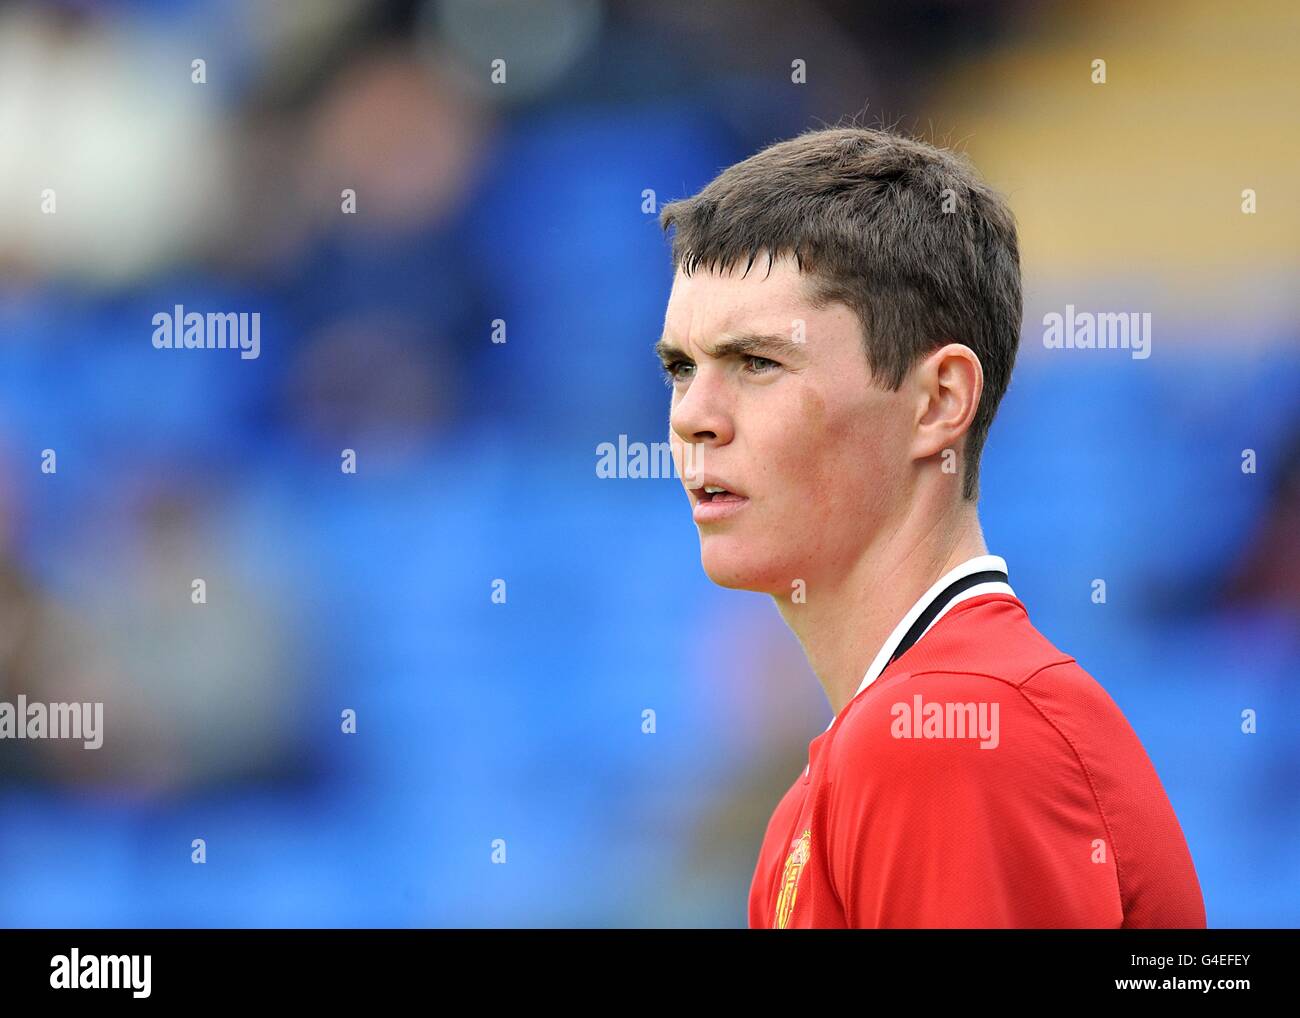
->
(748, 590), (1206, 928)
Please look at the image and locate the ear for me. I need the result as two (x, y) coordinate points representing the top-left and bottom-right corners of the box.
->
(911, 343), (983, 463)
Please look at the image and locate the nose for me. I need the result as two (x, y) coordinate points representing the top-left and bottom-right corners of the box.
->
(670, 365), (734, 449)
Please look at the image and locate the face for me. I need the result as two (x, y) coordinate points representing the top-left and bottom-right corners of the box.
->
(659, 253), (914, 595)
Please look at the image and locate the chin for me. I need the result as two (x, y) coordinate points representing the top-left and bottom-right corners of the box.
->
(699, 537), (791, 594)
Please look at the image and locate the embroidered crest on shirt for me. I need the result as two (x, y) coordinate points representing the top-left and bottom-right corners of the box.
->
(774, 829), (812, 928)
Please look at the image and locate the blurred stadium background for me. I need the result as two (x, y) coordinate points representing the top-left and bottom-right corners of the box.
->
(0, 0), (1296, 926)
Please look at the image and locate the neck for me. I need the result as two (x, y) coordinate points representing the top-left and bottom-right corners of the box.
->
(774, 495), (988, 717)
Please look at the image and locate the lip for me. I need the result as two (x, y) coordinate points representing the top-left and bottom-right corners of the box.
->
(693, 495), (749, 524)
(688, 477), (749, 524)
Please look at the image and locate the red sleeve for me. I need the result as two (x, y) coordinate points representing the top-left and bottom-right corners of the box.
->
(824, 672), (1123, 928)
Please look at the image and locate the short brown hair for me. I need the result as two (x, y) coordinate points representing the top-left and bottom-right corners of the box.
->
(659, 126), (1022, 502)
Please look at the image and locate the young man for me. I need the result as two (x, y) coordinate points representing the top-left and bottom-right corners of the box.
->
(656, 126), (1206, 928)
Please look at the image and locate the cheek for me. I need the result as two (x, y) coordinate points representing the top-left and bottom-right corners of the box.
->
(796, 386), (893, 515)
(798, 388), (840, 511)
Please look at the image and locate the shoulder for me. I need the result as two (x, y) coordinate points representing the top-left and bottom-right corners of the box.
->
(825, 596), (1114, 798)
(826, 668), (1064, 788)
(822, 593), (1154, 819)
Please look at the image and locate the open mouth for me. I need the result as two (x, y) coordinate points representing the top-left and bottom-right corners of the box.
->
(695, 485), (746, 504)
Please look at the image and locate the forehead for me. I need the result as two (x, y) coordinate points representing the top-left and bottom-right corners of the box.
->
(664, 253), (822, 335)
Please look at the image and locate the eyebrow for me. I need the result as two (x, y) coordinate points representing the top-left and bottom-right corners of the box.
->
(654, 332), (807, 365)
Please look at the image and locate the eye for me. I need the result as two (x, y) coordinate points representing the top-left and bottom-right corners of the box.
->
(661, 359), (695, 385)
(743, 355), (780, 374)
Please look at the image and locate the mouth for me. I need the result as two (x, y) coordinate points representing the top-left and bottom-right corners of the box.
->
(689, 481), (749, 523)
(693, 485), (745, 503)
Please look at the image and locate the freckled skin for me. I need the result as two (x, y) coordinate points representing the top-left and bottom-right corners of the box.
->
(798, 384), (825, 431)
(663, 254), (914, 595)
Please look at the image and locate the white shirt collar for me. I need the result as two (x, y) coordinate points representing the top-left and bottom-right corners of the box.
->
(819, 554), (1015, 735)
